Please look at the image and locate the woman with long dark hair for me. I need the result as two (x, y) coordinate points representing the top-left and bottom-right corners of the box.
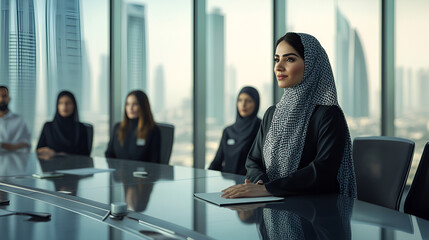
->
(105, 90), (160, 162)
(37, 91), (90, 156)
(222, 33), (356, 199)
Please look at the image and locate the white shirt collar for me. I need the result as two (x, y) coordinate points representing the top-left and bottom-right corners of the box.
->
(0, 111), (16, 120)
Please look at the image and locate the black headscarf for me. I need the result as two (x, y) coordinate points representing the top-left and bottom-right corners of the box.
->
(226, 86), (261, 142)
(52, 91), (80, 148)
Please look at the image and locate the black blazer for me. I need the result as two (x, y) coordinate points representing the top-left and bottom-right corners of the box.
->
(105, 123), (161, 163)
(246, 105), (347, 197)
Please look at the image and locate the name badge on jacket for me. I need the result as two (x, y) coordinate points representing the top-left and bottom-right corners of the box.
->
(136, 139), (146, 146)
(227, 139), (235, 145)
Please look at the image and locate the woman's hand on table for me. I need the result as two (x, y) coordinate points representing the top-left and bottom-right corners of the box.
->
(221, 179), (272, 198)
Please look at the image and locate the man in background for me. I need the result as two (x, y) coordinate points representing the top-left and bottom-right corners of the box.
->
(0, 86), (31, 151)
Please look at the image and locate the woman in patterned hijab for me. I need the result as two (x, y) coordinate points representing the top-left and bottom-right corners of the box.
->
(222, 32), (356, 199)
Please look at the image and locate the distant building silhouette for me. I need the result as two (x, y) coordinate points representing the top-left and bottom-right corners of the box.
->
(207, 8), (225, 125)
(335, 7), (369, 118)
(226, 65), (237, 124)
(406, 68), (413, 112)
(351, 30), (369, 117)
(416, 68), (429, 113)
(81, 41), (92, 111)
(0, 0), (37, 133)
(98, 55), (109, 114)
(153, 65), (165, 114)
(335, 7), (351, 114)
(46, 0), (83, 115)
(123, 3), (147, 97)
(395, 67), (404, 118)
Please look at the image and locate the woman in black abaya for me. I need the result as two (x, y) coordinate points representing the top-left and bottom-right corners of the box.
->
(208, 86), (261, 175)
(37, 91), (90, 157)
(221, 33), (356, 199)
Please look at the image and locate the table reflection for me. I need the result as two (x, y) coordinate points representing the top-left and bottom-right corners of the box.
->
(107, 159), (162, 212)
(260, 195), (352, 239)
(0, 151), (30, 177)
(0, 152), (31, 202)
(38, 155), (94, 195)
(228, 195), (353, 240)
(417, 218), (429, 239)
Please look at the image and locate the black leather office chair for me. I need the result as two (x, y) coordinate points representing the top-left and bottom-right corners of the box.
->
(82, 123), (94, 155)
(157, 123), (174, 165)
(353, 136), (414, 210)
(404, 142), (429, 220)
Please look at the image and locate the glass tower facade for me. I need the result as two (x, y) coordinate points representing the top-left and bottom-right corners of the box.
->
(206, 8), (225, 126)
(46, 0), (83, 115)
(123, 3), (147, 96)
(0, 0), (37, 133)
(336, 7), (369, 118)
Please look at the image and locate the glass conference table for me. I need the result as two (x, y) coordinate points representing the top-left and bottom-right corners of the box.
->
(0, 151), (428, 240)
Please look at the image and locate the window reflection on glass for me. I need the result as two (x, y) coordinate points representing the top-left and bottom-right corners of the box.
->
(205, 0), (273, 168)
(0, 0), (109, 157)
(395, 0), (429, 184)
(121, 0), (192, 166)
(286, 0), (381, 139)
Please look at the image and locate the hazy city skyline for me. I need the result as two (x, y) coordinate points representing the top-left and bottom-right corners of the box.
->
(0, 0), (37, 133)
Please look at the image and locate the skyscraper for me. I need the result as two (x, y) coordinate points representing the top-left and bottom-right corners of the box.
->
(351, 30), (369, 117)
(225, 65), (237, 124)
(0, 0), (37, 133)
(406, 68), (413, 112)
(153, 65), (165, 115)
(98, 55), (109, 115)
(81, 40), (92, 112)
(207, 8), (225, 125)
(123, 3), (147, 97)
(46, 0), (83, 115)
(395, 67), (404, 118)
(335, 7), (351, 114)
(0, 0), (10, 81)
(416, 68), (429, 113)
(335, 7), (369, 118)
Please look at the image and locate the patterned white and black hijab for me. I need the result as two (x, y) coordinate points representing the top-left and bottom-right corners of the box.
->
(263, 32), (356, 198)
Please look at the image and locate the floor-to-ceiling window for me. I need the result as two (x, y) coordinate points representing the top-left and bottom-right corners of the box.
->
(205, 0), (273, 168)
(285, 0), (381, 140)
(119, 0), (193, 166)
(0, 0), (110, 156)
(394, 0), (429, 184)
(6, 0), (429, 176)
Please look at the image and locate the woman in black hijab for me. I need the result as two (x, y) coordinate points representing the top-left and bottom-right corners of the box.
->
(37, 91), (90, 157)
(208, 86), (261, 175)
(105, 90), (161, 163)
(221, 33), (356, 199)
